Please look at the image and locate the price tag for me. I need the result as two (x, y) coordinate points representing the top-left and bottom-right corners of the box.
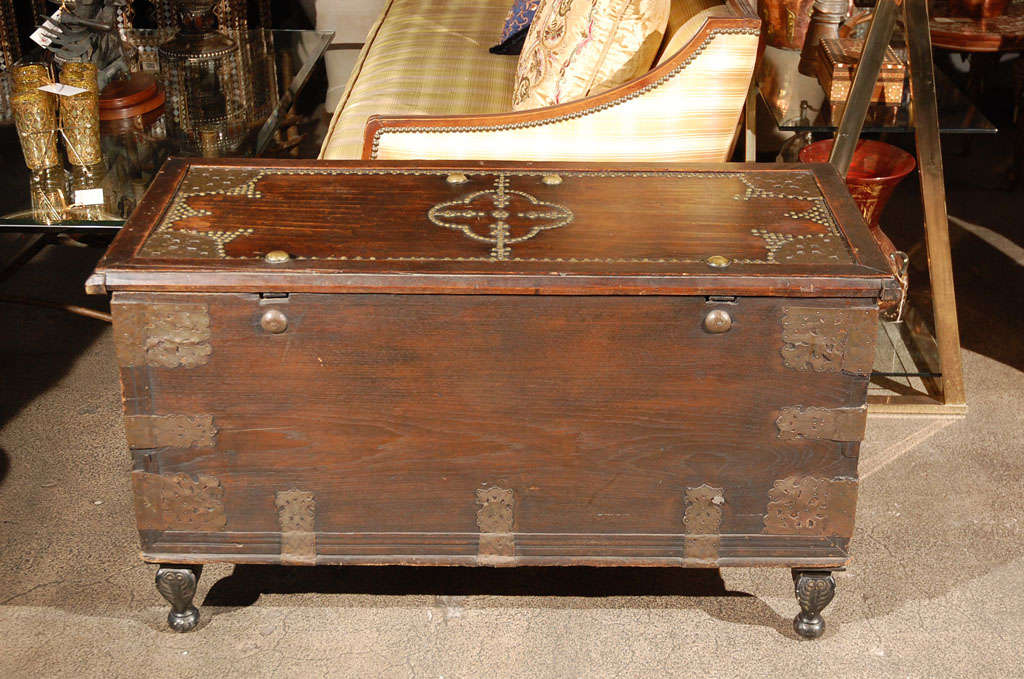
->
(29, 9), (62, 48)
(75, 188), (105, 206)
(38, 83), (89, 96)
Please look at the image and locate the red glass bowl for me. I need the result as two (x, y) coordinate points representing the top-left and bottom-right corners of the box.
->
(799, 138), (916, 230)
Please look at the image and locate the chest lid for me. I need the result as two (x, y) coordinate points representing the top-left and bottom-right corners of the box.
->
(89, 159), (893, 297)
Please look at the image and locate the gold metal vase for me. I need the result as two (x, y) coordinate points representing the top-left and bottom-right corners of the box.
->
(12, 62), (53, 94)
(11, 89), (60, 170)
(59, 61), (99, 93)
(60, 90), (103, 166)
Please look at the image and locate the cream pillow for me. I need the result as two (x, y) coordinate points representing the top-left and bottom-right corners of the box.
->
(656, 4), (732, 66)
(512, 0), (671, 111)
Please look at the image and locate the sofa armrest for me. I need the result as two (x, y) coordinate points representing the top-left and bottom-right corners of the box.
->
(361, 1), (759, 162)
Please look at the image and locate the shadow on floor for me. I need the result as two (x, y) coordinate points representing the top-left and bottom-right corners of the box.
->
(879, 130), (1024, 375)
(0, 239), (111, 431)
(202, 565), (793, 635)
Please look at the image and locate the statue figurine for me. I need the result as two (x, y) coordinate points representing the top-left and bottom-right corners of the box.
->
(776, 101), (816, 163)
(35, 0), (133, 89)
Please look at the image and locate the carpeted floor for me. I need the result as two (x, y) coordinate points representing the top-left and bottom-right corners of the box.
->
(1, 135), (1022, 678)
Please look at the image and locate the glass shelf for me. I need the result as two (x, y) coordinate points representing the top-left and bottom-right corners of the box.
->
(0, 29), (332, 230)
(759, 60), (996, 135)
(754, 44), (986, 408)
(869, 306), (946, 403)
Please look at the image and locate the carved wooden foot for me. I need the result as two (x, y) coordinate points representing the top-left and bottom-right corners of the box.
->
(155, 565), (202, 632)
(792, 569), (836, 639)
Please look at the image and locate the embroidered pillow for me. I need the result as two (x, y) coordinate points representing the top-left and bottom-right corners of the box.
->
(512, 0), (671, 111)
(491, 0), (543, 55)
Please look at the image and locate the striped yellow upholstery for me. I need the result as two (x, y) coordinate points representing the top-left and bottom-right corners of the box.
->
(319, 0), (756, 163)
(321, 0), (518, 160)
(666, 0), (722, 36)
(657, 4), (733, 64)
(371, 32), (757, 163)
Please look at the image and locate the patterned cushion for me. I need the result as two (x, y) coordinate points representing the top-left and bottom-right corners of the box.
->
(491, 0), (543, 54)
(369, 30), (759, 163)
(656, 3), (731, 65)
(500, 0), (542, 41)
(512, 0), (671, 111)
(321, 0), (518, 160)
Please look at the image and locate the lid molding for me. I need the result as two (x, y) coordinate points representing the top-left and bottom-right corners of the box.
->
(92, 159), (892, 297)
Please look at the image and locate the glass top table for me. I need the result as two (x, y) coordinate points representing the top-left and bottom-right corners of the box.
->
(757, 46), (997, 135)
(0, 29), (332, 231)
(750, 43), (990, 413)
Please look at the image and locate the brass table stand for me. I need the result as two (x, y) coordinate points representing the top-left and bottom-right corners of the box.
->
(829, 0), (967, 415)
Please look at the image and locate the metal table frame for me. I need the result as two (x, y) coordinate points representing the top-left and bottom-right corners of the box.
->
(745, 0), (969, 416)
(830, 0), (966, 415)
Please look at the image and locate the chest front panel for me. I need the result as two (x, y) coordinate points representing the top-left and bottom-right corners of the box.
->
(116, 291), (875, 567)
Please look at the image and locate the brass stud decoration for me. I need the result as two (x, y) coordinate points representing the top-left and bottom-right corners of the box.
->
(264, 250), (290, 264)
(260, 309), (288, 334)
(138, 167), (850, 267)
(703, 309), (733, 334)
(428, 174), (573, 261)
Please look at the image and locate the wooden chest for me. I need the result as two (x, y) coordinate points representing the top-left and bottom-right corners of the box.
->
(89, 159), (895, 636)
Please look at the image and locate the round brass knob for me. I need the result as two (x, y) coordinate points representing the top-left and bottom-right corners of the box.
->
(446, 173), (469, 184)
(541, 174), (563, 186)
(703, 309), (732, 333)
(264, 250), (290, 264)
(260, 308), (288, 334)
(706, 255), (731, 268)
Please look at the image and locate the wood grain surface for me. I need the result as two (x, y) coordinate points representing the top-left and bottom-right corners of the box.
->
(119, 292), (872, 567)
(98, 158), (889, 569)
(89, 158), (893, 298)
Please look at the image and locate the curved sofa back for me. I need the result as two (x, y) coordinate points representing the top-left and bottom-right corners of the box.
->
(363, 0), (760, 163)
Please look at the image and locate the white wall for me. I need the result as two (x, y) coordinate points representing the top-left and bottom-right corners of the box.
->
(315, 0), (390, 111)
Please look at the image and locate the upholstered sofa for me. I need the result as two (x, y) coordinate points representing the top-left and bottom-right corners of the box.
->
(319, 0), (760, 163)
